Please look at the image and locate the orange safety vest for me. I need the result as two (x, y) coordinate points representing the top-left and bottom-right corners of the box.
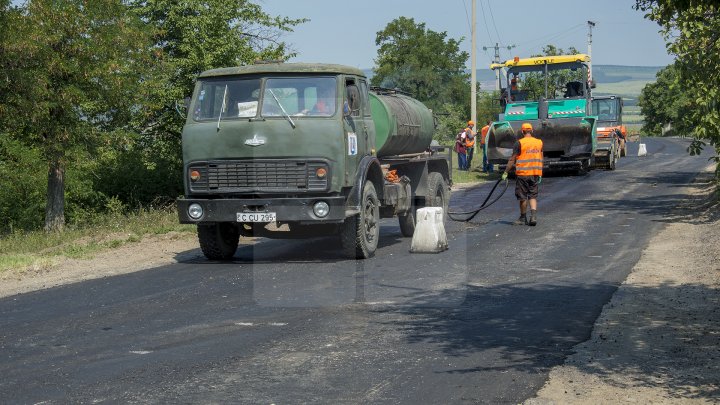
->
(480, 125), (489, 145)
(516, 136), (543, 176)
(465, 131), (475, 148)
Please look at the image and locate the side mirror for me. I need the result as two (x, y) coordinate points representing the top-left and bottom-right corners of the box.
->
(590, 80), (597, 89)
(175, 97), (190, 119)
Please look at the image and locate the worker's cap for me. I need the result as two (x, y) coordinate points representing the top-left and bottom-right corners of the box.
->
(521, 122), (533, 131)
(467, 120), (475, 126)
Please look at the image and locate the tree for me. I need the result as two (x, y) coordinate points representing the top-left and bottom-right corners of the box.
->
(129, 0), (306, 142)
(1, 0), (155, 232)
(638, 63), (696, 136)
(372, 17), (470, 113)
(635, 1), (719, 167)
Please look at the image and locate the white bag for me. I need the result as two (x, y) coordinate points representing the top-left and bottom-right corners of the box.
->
(410, 207), (448, 253)
(638, 143), (647, 157)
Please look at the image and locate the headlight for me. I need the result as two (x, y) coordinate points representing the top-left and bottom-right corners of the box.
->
(313, 201), (330, 218)
(188, 203), (203, 219)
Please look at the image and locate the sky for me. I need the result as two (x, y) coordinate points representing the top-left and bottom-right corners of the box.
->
(259, 0), (674, 69)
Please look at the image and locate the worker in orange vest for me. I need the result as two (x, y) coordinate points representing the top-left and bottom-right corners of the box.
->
(480, 121), (491, 172)
(502, 122), (543, 226)
(465, 120), (476, 170)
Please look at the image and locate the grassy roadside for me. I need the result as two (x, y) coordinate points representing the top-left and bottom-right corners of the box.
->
(0, 208), (195, 274)
(448, 147), (500, 185)
(0, 150), (498, 274)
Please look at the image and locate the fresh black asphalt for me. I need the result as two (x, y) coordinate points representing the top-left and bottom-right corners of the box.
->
(0, 137), (713, 404)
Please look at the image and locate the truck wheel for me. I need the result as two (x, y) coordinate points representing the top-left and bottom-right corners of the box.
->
(197, 223), (239, 260)
(426, 172), (449, 215)
(609, 144), (617, 170)
(341, 181), (380, 259)
(398, 207), (415, 237)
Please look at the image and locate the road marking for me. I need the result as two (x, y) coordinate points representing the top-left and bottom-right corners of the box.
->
(612, 233), (623, 235)
(235, 322), (287, 327)
(604, 243), (616, 246)
(129, 350), (152, 355)
(533, 268), (559, 273)
(621, 225), (631, 227)
(588, 255), (602, 258)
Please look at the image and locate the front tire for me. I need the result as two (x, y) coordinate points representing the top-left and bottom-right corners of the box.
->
(198, 223), (239, 260)
(341, 181), (380, 259)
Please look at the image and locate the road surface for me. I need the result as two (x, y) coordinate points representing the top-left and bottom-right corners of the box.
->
(0, 137), (713, 404)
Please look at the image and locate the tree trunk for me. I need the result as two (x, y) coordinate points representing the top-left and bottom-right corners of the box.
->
(44, 155), (65, 232)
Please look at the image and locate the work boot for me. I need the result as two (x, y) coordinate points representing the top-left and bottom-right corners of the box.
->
(528, 210), (537, 226)
(513, 214), (527, 226)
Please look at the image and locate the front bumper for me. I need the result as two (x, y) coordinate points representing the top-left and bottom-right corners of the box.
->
(178, 196), (348, 224)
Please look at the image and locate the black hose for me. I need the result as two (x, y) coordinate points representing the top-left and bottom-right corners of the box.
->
(448, 178), (509, 222)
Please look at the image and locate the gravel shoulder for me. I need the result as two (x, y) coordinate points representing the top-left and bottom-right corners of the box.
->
(0, 231), (203, 299)
(527, 168), (720, 404)
(1, 168), (717, 403)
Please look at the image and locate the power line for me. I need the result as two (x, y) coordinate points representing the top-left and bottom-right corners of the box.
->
(477, 0), (495, 47)
(514, 23), (585, 47)
(486, 0), (502, 45)
(462, 0), (495, 65)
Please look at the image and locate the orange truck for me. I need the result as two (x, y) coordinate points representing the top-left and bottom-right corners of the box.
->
(592, 95), (627, 158)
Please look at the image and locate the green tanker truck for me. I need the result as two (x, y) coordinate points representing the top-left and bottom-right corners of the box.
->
(177, 62), (451, 260)
(486, 54), (613, 173)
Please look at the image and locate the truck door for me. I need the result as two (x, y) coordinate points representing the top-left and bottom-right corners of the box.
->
(343, 77), (371, 184)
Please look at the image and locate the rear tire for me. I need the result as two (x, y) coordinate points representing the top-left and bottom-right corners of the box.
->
(197, 223), (239, 260)
(426, 172), (449, 215)
(341, 181), (380, 259)
(398, 206), (416, 237)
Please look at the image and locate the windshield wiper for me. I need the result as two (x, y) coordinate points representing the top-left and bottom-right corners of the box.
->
(217, 84), (228, 131)
(267, 89), (296, 129)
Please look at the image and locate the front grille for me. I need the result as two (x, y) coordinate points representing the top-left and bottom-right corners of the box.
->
(188, 160), (329, 193)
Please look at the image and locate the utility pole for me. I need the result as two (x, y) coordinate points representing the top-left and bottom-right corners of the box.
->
(587, 20), (595, 84)
(483, 43), (516, 91)
(471, 0), (477, 131)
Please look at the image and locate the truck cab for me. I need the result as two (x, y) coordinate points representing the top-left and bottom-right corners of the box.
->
(592, 95), (627, 157)
(177, 62), (450, 260)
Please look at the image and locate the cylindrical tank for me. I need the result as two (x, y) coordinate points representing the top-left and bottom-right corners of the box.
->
(369, 91), (435, 158)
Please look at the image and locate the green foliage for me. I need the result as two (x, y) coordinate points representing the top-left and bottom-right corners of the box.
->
(129, 0), (306, 139)
(371, 17), (470, 113)
(635, 0), (719, 170)
(93, 137), (183, 209)
(0, 207), (194, 273)
(0, 0), (303, 233)
(1, 0), (156, 231)
(477, 90), (502, 124)
(638, 64), (695, 136)
(0, 136), (46, 232)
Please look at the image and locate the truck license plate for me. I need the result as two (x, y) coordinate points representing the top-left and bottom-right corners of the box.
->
(236, 212), (276, 223)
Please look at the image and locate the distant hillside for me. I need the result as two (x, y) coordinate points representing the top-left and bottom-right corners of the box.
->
(363, 65), (662, 103)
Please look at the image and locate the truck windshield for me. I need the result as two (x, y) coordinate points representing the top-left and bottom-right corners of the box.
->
(262, 77), (337, 117)
(193, 78), (261, 121)
(592, 99), (618, 121)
